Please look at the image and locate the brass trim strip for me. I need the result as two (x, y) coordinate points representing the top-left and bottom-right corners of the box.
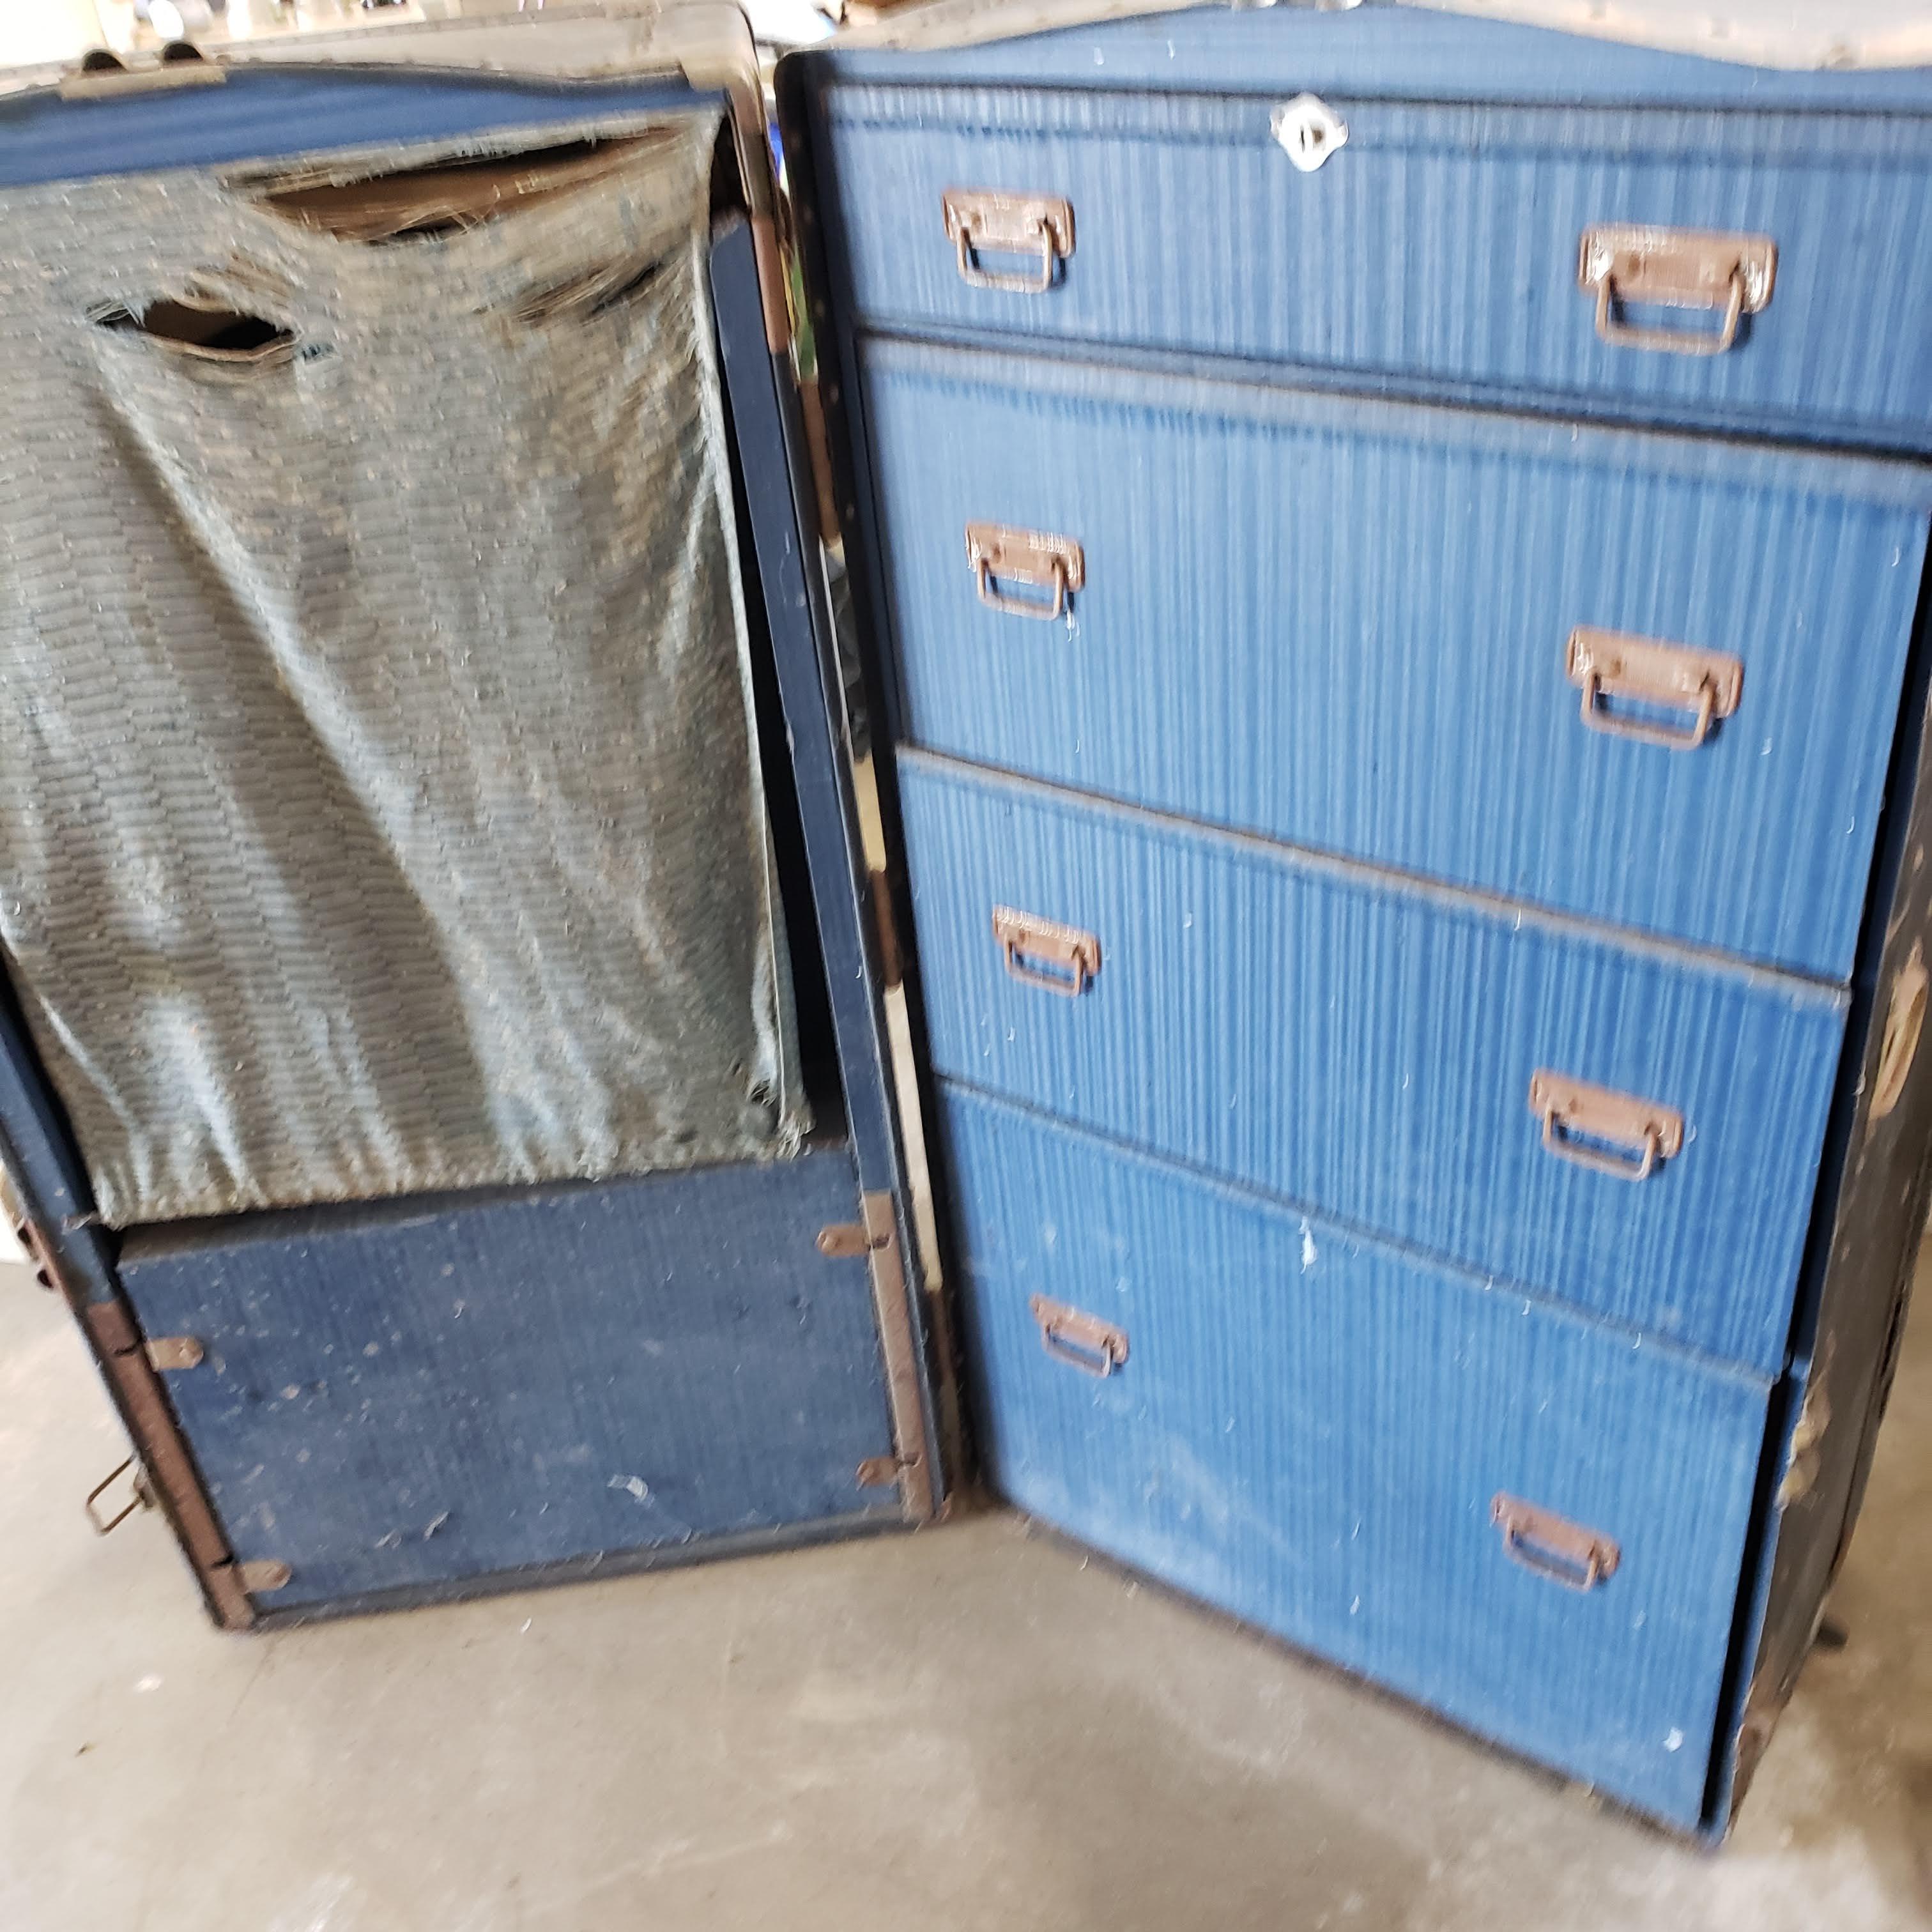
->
(868, 866), (904, 990)
(681, 29), (791, 353)
(59, 57), (226, 101)
(862, 1191), (936, 1522)
(78, 1298), (254, 1629)
(1871, 940), (1929, 1123)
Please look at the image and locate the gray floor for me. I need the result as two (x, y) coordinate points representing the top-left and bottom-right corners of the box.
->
(1, 1257), (1928, 1932)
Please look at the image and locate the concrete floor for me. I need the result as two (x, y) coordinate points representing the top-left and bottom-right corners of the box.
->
(1, 1257), (1928, 1931)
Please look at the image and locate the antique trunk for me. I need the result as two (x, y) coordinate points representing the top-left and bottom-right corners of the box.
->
(5, 0), (1932, 1841)
(0, 4), (943, 1623)
(779, 0), (1932, 1836)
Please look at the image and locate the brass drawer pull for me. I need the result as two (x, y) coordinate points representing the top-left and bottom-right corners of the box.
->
(942, 187), (1075, 294)
(1030, 1293), (1128, 1376)
(1566, 627), (1743, 751)
(992, 905), (1100, 997)
(966, 521), (1084, 622)
(1529, 1070), (1684, 1183)
(1579, 223), (1776, 358)
(1492, 1493), (1621, 1591)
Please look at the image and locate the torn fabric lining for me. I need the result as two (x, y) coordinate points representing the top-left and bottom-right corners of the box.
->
(0, 109), (809, 1227)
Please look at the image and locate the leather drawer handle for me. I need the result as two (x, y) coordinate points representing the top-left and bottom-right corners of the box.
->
(1529, 1070), (1683, 1183)
(1567, 627), (1742, 751)
(992, 905), (1100, 997)
(1492, 1493), (1621, 1591)
(966, 521), (1084, 622)
(943, 187), (1075, 294)
(1030, 1294), (1128, 1376)
(1578, 222), (1776, 357)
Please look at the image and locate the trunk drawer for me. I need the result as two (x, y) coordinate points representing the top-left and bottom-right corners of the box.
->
(864, 339), (1929, 980)
(940, 1083), (1769, 1833)
(900, 754), (1846, 1375)
(823, 82), (1932, 450)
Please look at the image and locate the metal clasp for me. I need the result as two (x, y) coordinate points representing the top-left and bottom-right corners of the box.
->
(992, 906), (1101, 997)
(965, 521), (1085, 622)
(1530, 1070), (1684, 1183)
(942, 188), (1075, 295)
(1566, 627), (1743, 751)
(1578, 223), (1776, 358)
(1029, 1294), (1129, 1377)
(1492, 1494), (1621, 1591)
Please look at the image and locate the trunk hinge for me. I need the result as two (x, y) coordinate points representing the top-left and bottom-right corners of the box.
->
(868, 868), (903, 990)
(59, 49), (226, 100)
(819, 1194), (935, 1521)
(71, 1292), (258, 1629)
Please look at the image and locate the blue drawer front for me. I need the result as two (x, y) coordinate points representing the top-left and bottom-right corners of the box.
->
(940, 1084), (1768, 1830)
(864, 341), (1929, 979)
(117, 1149), (899, 1608)
(900, 756), (1846, 1374)
(822, 84), (1932, 448)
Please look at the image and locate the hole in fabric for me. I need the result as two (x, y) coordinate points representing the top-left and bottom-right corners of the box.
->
(257, 134), (668, 244)
(158, 41), (208, 64)
(516, 256), (667, 327)
(77, 49), (126, 72)
(93, 301), (296, 357)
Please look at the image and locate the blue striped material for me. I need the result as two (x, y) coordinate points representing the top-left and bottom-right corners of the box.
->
(801, 0), (1932, 1834)
(899, 753), (1846, 1375)
(863, 339), (1929, 979)
(0, 72), (712, 188)
(813, 5), (1932, 112)
(939, 1083), (1768, 1832)
(118, 1149), (900, 1610)
(821, 82), (1932, 450)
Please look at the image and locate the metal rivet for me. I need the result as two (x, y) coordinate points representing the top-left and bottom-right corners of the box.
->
(144, 1336), (204, 1371)
(817, 1222), (871, 1258)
